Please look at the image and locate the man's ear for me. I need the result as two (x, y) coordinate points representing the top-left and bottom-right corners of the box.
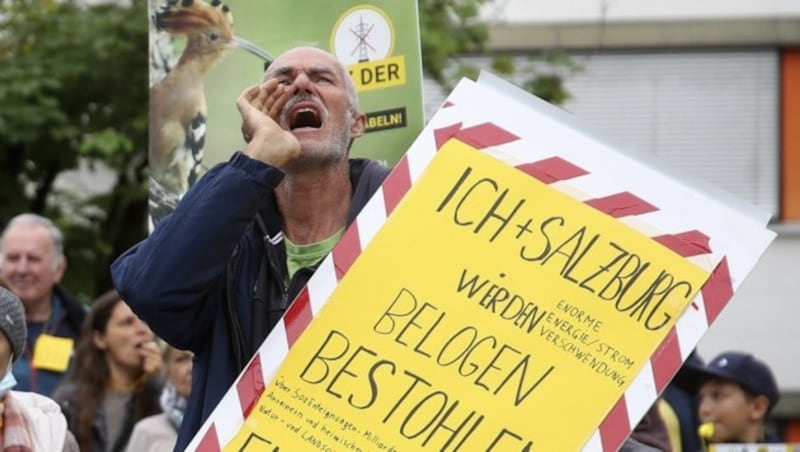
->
(350, 112), (366, 138)
(749, 394), (770, 421)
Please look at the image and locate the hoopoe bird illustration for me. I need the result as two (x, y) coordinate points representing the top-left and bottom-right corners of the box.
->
(149, 0), (272, 224)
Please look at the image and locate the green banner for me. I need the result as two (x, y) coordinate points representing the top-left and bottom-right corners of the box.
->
(194, 0), (422, 168)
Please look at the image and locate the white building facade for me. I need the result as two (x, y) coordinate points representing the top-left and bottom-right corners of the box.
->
(429, 0), (800, 429)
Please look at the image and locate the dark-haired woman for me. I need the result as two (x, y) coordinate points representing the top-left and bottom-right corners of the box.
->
(53, 291), (162, 452)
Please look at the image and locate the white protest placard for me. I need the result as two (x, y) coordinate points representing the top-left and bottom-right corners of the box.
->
(187, 74), (775, 452)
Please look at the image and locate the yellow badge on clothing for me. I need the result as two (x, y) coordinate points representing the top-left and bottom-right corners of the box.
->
(32, 334), (74, 372)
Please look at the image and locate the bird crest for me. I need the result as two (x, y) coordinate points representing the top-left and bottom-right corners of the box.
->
(155, 0), (237, 61)
(148, 0), (273, 227)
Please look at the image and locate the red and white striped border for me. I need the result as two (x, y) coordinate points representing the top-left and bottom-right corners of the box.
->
(189, 117), (733, 452)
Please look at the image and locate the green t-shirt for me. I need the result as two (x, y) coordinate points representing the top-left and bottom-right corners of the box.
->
(284, 228), (345, 282)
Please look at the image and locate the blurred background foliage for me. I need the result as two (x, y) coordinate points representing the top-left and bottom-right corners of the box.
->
(0, 0), (149, 302)
(0, 0), (572, 302)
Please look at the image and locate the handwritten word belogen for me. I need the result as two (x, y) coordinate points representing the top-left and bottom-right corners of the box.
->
(299, 287), (553, 451)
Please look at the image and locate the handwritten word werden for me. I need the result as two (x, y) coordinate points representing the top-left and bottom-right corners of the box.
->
(457, 268), (632, 387)
(299, 284), (552, 451)
(436, 166), (694, 331)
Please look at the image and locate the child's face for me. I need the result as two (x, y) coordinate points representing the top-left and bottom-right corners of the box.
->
(697, 378), (763, 443)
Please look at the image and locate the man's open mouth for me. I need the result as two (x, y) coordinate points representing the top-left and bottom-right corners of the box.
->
(289, 106), (323, 130)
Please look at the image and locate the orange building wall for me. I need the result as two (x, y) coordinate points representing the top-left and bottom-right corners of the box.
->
(785, 418), (800, 442)
(782, 48), (800, 220)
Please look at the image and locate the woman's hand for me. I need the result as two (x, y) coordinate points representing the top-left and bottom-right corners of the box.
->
(138, 340), (163, 378)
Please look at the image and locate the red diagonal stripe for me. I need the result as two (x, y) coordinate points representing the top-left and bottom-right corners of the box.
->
(284, 288), (313, 347)
(236, 353), (264, 417)
(332, 221), (362, 279)
(701, 257), (734, 324)
(515, 156), (589, 184)
(455, 122), (520, 149)
(196, 424), (220, 452)
(585, 192), (659, 218)
(653, 229), (715, 310)
(442, 100), (454, 108)
(599, 397), (631, 451)
(650, 327), (682, 393)
(383, 157), (412, 214)
(434, 122), (463, 149)
(653, 230), (712, 257)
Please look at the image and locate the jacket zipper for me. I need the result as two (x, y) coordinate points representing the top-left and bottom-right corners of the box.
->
(226, 244), (245, 371)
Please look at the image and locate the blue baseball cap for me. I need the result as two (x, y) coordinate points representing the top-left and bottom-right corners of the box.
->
(699, 351), (780, 412)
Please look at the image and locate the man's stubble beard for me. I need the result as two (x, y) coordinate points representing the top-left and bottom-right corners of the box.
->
(288, 116), (354, 173)
(280, 94), (353, 172)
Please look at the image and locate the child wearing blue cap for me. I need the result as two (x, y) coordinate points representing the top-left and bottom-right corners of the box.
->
(696, 351), (781, 445)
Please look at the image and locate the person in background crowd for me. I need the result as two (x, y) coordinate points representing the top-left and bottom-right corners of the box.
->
(621, 404), (673, 451)
(0, 286), (78, 451)
(0, 213), (86, 395)
(696, 351), (781, 446)
(125, 344), (193, 452)
(111, 45), (389, 450)
(620, 437), (666, 452)
(53, 290), (162, 452)
(659, 351), (704, 452)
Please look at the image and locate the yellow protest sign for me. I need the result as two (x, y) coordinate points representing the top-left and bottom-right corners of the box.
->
(224, 139), (710, 451)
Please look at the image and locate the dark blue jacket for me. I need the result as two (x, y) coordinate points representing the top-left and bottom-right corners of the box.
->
(662, 384), (701, 452)
(111, 152), (389, 451)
